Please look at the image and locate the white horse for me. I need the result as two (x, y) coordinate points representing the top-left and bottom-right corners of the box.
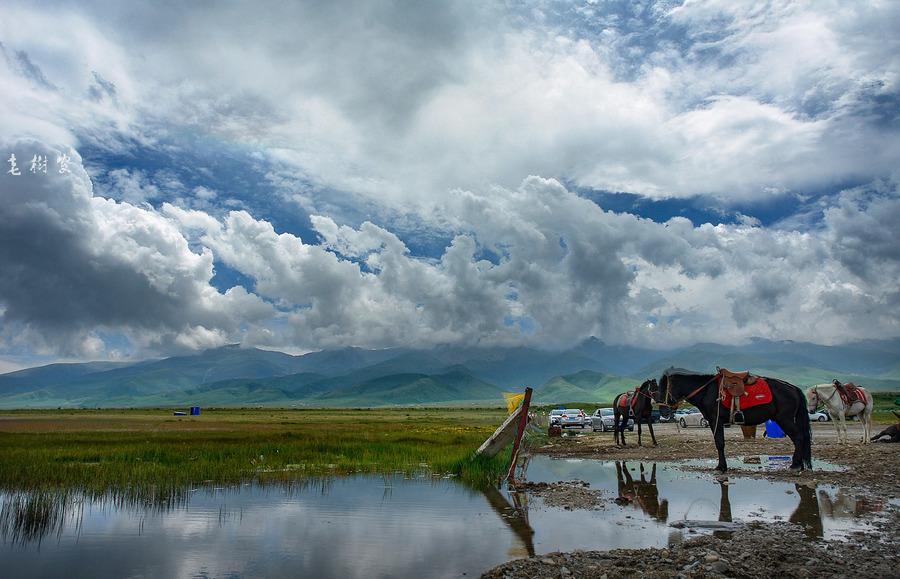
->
(805, 384), (873, 444)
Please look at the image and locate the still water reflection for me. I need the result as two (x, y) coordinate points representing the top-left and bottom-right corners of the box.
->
(2, 477), (528, 578)
(524, 457), (883, 550)
(1, 457), (884, 578)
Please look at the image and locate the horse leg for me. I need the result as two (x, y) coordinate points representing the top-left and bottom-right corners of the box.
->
(863, 407), (872, 444)
(829, 410), (844, 444)
(776, 420), (806, 470)
(647, 418), (658, 446)
(614, 412), (623, 446)
(612, 410), (618, 445)
(710, 422), (727, 472)
(637, 419), (643, 447)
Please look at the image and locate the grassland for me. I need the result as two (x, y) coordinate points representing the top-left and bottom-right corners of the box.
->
(0, 408), (516, 499)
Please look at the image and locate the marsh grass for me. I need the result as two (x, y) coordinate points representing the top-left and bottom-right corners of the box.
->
(0, 408), (514, 496)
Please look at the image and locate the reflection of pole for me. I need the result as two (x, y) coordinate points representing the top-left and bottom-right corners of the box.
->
(482, 485), (535, 557)
(506, 387), (533, 481)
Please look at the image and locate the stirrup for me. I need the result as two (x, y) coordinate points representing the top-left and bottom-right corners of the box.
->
(733, 410), (745, 425)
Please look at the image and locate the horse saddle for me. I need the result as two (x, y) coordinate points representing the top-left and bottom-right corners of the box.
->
(619, 390), (639, 415)
(718, 368), (757, 398)
(834, 381), (866, 406)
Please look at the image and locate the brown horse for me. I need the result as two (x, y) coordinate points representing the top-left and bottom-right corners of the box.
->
(871, 410), (900, 442)
(612, 379), (658, 446)
(615, 461), (668, 522)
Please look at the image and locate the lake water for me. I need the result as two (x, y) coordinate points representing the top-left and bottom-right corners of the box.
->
(1, 457), (884, 578)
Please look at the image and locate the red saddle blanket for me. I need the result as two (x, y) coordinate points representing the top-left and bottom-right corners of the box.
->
(618, 390), (638, 410)
(838, 384), (867, 406)
(720, 377), (773, 409)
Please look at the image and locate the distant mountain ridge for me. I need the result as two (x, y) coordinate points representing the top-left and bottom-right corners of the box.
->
(0, 337), (898, 408)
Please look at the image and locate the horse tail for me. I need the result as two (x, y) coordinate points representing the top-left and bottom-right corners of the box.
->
(794, 384), (813, 468)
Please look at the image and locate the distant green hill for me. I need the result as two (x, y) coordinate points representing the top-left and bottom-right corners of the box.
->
(310, 367), (504, 406)
(1, 337), (897, 408)
(533, 370), (635, 404)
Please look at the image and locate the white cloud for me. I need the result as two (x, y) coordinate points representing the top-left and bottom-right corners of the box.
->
(3, 1), (898, 206)
(0, 1), (899, 359)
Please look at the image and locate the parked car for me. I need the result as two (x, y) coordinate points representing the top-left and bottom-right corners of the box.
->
(556, 408), (588, 428)
(677, 408), (708, 428)
(548, 409), (565, 425)
(808, 411), (830, 422)
(590, 408), (634, 432)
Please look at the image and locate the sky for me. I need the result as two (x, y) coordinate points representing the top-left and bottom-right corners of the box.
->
(1, 0), (899, 370)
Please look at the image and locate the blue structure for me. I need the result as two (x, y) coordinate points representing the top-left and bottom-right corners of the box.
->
(190, 406), (201, 416)
(764, 419), (785, 438)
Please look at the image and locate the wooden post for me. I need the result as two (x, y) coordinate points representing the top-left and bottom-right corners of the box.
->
(505, 387), (533, 481)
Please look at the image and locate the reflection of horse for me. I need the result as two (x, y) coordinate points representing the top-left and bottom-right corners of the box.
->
(806, 383), (873, 444)
(612, 379), (659, 447)
(615, 461), (668, 522)
(788, 484), (823, 538)
(817, 489), (884, 519)
(712, 479), (735, 539)
(656, 368), (812, 472)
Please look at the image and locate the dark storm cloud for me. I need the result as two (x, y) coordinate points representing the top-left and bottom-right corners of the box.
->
(825, 190), (900, 283)
(0, 140), (272, 355)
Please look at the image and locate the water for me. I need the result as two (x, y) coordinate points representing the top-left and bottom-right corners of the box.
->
(679, 455), (848, 472)
(1, 457), (884, 578)
(523, 456), (883, 550)
(1, 477), (528, 578)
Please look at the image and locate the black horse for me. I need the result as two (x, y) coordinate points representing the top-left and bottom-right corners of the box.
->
(654, 368), (812, 472)
(612, 379), (658, 447)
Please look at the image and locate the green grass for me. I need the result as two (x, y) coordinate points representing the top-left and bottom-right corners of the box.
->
(0, 408), (514, 497)
(871, 391), (900, 424)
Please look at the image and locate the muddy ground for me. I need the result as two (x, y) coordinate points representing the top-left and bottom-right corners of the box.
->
(483, 423), (900, 578)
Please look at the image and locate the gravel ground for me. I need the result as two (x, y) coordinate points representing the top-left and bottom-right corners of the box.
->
(483, 517), (900, 579)
(482, 423), (900, 578)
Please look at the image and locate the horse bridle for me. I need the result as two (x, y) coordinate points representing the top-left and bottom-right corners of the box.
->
(634, 379), (659, 402)
(809, 385), (838, 412)
(662, 373), (719, 409)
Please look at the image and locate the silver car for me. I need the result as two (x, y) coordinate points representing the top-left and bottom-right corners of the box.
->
(549, 409), (565, 425)
(677, 408), (708, 428)
(557, 408), (588, 428)
(590, 408), (634, 432)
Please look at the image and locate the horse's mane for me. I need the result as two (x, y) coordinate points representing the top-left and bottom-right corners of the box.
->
(661, 367), (713, 378)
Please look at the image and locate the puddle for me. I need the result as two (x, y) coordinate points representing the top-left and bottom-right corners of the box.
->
(680, 455), (848, 472)
(0, 457), (885, 577)
(521, 456), (884, 553)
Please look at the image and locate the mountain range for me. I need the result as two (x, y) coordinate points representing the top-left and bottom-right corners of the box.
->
(1, 337), (898, 408)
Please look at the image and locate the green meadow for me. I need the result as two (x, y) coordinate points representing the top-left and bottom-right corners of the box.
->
(0, 408), (516, 499)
